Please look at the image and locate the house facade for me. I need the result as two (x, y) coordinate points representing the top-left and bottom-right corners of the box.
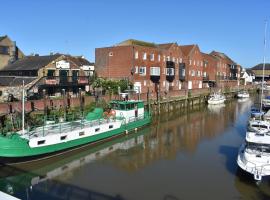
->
(210, 51), (239, 87)
(251, 63), (270, 81)
(180, 45), (204, 90)
(0, 35), (24, 70)
(0, 54), (94, 101)
(96, 39), (187, 94)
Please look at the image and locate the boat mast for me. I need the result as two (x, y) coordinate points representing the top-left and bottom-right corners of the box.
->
(260, 20), (268, 115)
(22, 80), (25, 134)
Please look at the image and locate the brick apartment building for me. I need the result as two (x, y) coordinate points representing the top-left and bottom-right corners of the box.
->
(180, 45), (204, 89)
(95, 39), (240, 94)
(0, 35), (24, 70)
(210, 51), (240, 87)
(95, 39), (208, 93)
(202, 53), (219, 87)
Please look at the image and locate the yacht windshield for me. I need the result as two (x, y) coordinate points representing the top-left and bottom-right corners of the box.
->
(246, 142), (270, 154)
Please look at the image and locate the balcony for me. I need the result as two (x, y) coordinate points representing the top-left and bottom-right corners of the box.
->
(203, 75), (209, 82)
(166, 61), (175, 82)
(42, 76), (90, 86)
(179, 63), (185, 81)
(150, 67), (160, 83)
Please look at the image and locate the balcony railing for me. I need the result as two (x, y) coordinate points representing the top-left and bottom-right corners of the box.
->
(203, 75), (209, 81)
(42, 76), (91, 86)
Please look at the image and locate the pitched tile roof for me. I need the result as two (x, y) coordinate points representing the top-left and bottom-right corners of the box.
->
(201, 52), (218, 62)
(180, 45), (195, 56)
(0, 35), (7, 42)
(210, 51), (236, 64)
(252, 63), (270, 70)
(116, 39), (157, 48)
(1, 54), (62, 71)
(157, 43), (175, 50)
(0, 76), (36, 86)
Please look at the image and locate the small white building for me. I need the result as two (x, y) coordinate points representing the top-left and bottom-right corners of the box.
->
(240, 68), (255, 85)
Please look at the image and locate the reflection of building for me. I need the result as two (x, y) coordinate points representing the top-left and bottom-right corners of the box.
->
(0, 54), (94, 101)
(0, 35), (24, 70)
(106, 104), (237, 172)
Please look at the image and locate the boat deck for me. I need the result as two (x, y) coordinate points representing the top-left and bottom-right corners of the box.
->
(20, 118), (120, 140)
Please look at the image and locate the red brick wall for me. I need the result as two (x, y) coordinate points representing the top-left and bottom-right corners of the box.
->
(95, 44), (184, 94)
(183, 45), (204, 89)
(0, 96), (95, 115)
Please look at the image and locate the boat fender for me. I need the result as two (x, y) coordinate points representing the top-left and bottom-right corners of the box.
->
(135, 128), (138, 132)
(125, 130), (128, 134)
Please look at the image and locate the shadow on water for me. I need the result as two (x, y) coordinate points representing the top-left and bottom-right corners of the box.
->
(234, 169), (270, 200)
(0, 127), (153, 200)
(219, 145), (239, 175)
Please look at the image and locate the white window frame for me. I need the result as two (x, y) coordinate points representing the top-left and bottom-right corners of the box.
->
(150, 67), (160, 76)
(158, 54), (161, 62)
(166, 68), (175, 76)
(139, 66), (146, 75)
(135, 51), (139, 59)
(135, 66), (138, 74)
(150, 53), (155, 61)
(143, 53), (147, 60)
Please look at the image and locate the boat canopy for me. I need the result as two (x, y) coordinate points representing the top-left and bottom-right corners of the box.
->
(86, 108), (103, 120)
(110, 100), (144, 111)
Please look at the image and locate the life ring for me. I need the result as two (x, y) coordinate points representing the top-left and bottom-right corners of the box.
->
(110, 109), (116, 116)
(103, 111), (109, 118)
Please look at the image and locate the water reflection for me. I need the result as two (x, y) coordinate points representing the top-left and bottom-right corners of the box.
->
(0, 97), (269, 200)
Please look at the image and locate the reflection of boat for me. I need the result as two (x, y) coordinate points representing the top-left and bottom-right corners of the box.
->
(0, 93), (151, 163)
(207, 103), (225, 113)
(237, 90), (250, 98)
(237, 98), (249, 103)
(0, 127), (148, 198)
(208, 93), (226, 105)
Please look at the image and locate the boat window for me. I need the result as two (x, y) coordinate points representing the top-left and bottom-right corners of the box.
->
(79, 131), (85, 136)
(95, 128), (100, 132)
(246, 142), (270, 153)
(111, 103), (120, 110)
(61, 135), (67, 140)
(251, 125), (268, 129)
(37, 140), (45, 145)
(130, 103), (135, 109)
(109, 125), (113, 129)
(126, 104), (131, 110)
(120, 104), (126, 110)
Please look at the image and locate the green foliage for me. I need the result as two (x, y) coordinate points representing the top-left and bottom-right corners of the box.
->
(92, 78), (133, 95)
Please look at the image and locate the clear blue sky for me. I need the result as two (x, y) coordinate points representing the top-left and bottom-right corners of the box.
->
(1, 0), (270, 68)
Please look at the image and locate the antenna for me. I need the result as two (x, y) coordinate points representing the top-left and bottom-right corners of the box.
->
(22, 80), (25, 134)
(260, 20), (268, 115)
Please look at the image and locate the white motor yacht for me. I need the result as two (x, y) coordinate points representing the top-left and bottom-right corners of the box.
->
(237, 120), (270, 181)
(207, 93), (226, 105)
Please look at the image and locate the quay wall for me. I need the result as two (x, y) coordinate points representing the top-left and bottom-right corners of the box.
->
(0, 85), (257, 115)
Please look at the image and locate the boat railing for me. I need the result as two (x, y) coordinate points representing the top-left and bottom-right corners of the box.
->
(241, 152), (270, 175)
(128, 114), (145, 123)
(27, 117), (118, 138)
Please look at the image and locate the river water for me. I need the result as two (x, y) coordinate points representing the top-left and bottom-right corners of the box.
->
(0, 96), (270, 200)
